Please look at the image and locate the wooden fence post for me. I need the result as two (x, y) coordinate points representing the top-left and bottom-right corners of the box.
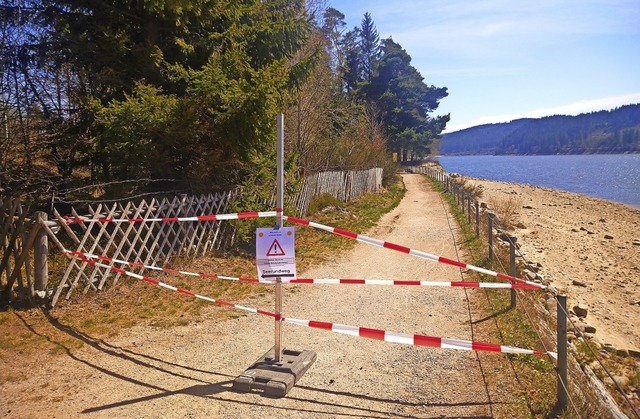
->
(1, 212), (39, 301)
(557, 294), (568, 410)
(34, 212), (48, 292)
(0, 199), (31, 301)
(509, 235), (517, 309)
(475, 201), (480, 238)
(488, 212), (495, 262)
(467, 196), (471, 224)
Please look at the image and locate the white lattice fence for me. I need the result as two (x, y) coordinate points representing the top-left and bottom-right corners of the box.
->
(2, 168), (383, 305)
(50, 191), (239, 306)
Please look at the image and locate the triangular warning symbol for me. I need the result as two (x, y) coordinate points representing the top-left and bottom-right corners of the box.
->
(266, 239), (286, 256)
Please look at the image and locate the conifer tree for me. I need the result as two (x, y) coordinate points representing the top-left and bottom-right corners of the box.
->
(358, 12), (380, 82)
(1, 0), (314, 195)
(362, 38), (448, 161)
(342, 29), (361, 93)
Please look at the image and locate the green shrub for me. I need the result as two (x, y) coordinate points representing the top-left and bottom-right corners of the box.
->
(307, 193), (343, 215)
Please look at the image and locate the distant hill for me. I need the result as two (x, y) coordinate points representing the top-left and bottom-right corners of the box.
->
(440, 104), (640, 155)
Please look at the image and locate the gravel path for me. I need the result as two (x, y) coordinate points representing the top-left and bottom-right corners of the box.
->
(5, 174), (517, 418)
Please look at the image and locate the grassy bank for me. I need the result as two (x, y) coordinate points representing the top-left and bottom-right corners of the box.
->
(424, 174), (561, 417)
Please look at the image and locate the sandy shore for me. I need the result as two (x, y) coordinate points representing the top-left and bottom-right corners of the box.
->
(466, 177), (640, 353)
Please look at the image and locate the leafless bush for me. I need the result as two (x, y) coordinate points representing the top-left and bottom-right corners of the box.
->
(460, 179), (484, 200)
(487, 196), (522, 231)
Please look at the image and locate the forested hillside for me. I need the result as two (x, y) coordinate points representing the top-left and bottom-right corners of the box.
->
(0, 1), (448, 205)
(439, 119), (531, 155)
(440, 104), (640, 155)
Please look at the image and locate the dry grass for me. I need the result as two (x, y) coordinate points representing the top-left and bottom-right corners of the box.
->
(458, 177), (485, 200)
(487, 195), (523, 231)
(428, 176), (561, 417)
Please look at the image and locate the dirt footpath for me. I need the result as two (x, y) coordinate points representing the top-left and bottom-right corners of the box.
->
(3, 174), (527, 418)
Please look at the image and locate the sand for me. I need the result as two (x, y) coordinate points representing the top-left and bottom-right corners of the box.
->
(467, 177), (640, 353)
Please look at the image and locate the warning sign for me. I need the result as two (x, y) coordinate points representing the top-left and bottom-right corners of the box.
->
(266, 239), (286, 256)
(256, 227), (296, 281)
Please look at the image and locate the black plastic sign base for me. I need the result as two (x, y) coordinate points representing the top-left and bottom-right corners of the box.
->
(232, 347), (317, 397)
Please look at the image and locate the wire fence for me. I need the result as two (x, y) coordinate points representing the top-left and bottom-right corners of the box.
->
(412, 163), (639, 419)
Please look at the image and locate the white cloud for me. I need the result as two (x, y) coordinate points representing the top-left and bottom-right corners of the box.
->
(361, 0), (640, 60)
(444, 93), (640, 133)
(332, 1), (640, 136)
(365, 0), (640, 34)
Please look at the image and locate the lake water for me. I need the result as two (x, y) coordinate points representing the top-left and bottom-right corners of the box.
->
(437, 154), (640, 208)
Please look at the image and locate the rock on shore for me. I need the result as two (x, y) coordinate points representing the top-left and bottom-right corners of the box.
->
(469, 178), (640, 354)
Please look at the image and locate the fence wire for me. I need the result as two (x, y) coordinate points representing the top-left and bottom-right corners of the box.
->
(414, 164), (638, 419)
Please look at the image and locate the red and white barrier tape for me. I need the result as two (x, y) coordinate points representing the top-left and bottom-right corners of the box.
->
(64, 210), (277, 224)
(69, 253), (274, 316)
(65, 250), (539, 289)
(284, 317), (556, 358)
(290, 278), (540, 289)
(67, 252), (555, 358)
(64, 250), (260, 283)
(61, 206), (542, 288)
(284, 216), (545, 290)
(61, 208), (543, 290)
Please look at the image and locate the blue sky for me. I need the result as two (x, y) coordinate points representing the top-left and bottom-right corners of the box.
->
(327, 0), (640, 132)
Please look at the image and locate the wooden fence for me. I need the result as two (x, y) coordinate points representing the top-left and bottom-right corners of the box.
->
(0, 167), (383, 306)
(291, 168), (383, 216)
(1, 197), (33, 301)
(47, 191), (241, 306)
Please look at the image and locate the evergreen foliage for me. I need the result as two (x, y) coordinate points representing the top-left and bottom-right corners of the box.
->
(1, 2), (448, 202)
(359, 39), (449, 161)
(357, 12), (380, 82)
(1, 0), (313, 197)
(440, 104), (640, 155)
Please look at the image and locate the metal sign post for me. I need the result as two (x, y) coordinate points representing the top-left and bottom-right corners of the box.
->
(274, 112), (284, 362)
(232, 113), (316, 397)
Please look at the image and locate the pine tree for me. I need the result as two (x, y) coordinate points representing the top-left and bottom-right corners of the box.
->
(322, 7), (347, 83)
(361, 38), (448, 161)
(358, 12), (380, 82)
(342, 29), (361, 93)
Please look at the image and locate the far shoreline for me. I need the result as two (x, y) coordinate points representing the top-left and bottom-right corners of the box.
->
(435, 154), (640, 208)
(465, 175), (640, 211)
